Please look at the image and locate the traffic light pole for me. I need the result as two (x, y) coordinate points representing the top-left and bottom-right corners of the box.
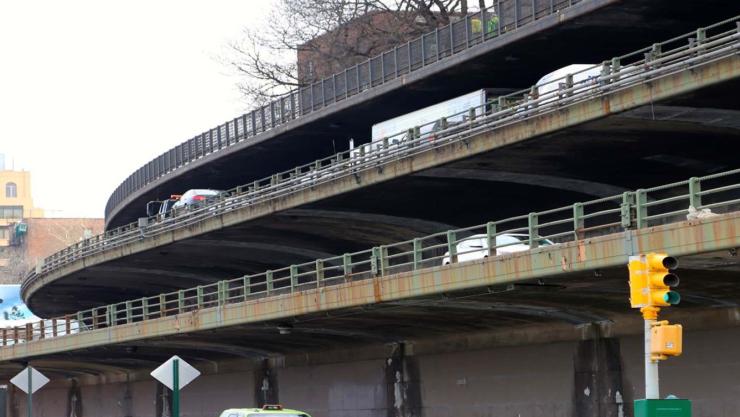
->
(642, 307), (660, 399)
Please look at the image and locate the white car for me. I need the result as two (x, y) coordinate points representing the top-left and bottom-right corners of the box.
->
(442, 233), (555, 265)
(171, 189), (225, 210)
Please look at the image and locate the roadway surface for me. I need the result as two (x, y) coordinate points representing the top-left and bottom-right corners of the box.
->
(105, 0), (740, 229)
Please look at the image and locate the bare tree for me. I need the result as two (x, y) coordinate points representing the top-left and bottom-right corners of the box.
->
(227, 0), (487, 105)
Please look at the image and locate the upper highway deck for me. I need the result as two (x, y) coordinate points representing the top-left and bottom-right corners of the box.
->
(104, 0), (739, 229)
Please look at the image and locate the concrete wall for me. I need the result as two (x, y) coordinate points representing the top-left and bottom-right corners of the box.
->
(9, 326), (740, 417)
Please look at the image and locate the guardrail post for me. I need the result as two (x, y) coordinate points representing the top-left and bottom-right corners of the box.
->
(413, 238), (422, 270)
(438, 117), (448, 130)
(142, 298), (149, 320)
(315, 260), (324, 288)
(290, 265), (298, 292)
(25, 323), (32, 342)
(688, 177), (702, 208)
(528, 212), (539, 248)
(635, 189), (648, 228)
(469, 108), (477, 122)
(126, 301), (132, 324)
(13, 327), (18, 344)
(573, 203), (584, 240)
(107, 305), (115, 327)
(196, 286), (204, 308)
(218, 281), (226, 306)
(160, 294), (167, 317)
(76, 312), (84, 330)
(178, 290), (185, 312)
(611, 57), (621, 82)
(371, 247), (381, 276)
(266, 270), (274, 294)
(498, 96), (505, 110)
(486, 222), (496, 256)
(564, 74), (574, 97)
(2, 328), (6, 346)
(413, 126), (420, 141)
(51, 318), (58, 337)
(343, 254), (352, 280)
(38, 320), (44, 339)
(243, 277), (250, 300)
(406, 129), (415, 145)
(621, 192), (634, 229)
(696, 28), (706, 45)
(447, 231), (458, 263)
(382, 137), (389, 155)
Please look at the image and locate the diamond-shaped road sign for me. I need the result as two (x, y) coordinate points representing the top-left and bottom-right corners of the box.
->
(151, 355), (200, 391)
(10, 367), (49, 394)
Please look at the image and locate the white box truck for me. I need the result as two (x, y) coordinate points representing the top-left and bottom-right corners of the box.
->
(350, 89), (501, 161)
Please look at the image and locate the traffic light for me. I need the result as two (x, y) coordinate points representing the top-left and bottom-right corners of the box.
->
(628, 253), (679, 308)
(628, 256), (649, 308)
(645, 253), (680, 307)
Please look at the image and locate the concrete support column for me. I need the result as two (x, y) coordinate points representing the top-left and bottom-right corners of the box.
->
(255, 359), (279, 406)
(573, 337), (627, 417)
(155, 382), (172, 417)
(385, 343), (421, 417)
(67, 380), (83, 417)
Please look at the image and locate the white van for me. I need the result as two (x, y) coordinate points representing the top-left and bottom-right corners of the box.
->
(442, 233), (555, 265)
(533, 64), (602, 105)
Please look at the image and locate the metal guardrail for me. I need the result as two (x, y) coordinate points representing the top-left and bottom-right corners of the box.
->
(24, 15), (740, 289)
(104, 0), (588, 220)
(7, 167), (740, 346)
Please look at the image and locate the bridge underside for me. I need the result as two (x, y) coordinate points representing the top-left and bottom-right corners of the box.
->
(106, 0), (740, 229)
(29, 72), (740, 315)
(5, 248), (740, 380)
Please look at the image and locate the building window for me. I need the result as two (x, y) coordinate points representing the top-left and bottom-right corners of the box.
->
(5, 182), (17, 198)
(0, 206), (23, 219)
(0, 227), (8, 239)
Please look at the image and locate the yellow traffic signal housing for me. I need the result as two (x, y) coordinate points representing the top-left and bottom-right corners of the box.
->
(628, 256), (649, 308)
(645, 253), (680, 307)
(650, 321), (683, 360)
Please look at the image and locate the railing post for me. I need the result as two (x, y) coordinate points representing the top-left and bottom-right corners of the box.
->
(485, 222), (497, 256)
(13, 327), (19, 344)
(371, 247), (381, 276)
(635, 189), (648, 228)
(25, 324), (32, 342)
(696, 28), (706, 45)
(447, 230), (458, 263)
(243, 277), (251, 300)
(2, 328), (6, 346)
(290, 265), (299, 292)
(76, 312), (84, 330)
(107, 305), (115, 327)
(38, 320), (44, 339)
(218, 281), (226, 306)
(621, 192), (634, 229)
(688, 177), (702, 208)
(196, 286), (204, 307)
(315, 259), (324, 288)
(343, 254), (352, 280)
(528, 212), (539, 248)
(413, 238), (422, 270)
(178, 290), (185, 312)
(142, 298), (149, 320)
(266, 270), (274, 294)
(126, 301), (132, 324)
(611, 57), (621, 83)
(65, 316), (71, 335)
(564, 73), (574, 97)
(160, 294), (167, 317)
(380, 246), (389, 274)
(52, 318), (57, 337)
(573, 202), (584, 240)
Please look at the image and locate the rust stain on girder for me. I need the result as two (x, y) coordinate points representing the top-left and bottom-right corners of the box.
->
(23, 55), (740, 308)
(6, 213), (740, 361)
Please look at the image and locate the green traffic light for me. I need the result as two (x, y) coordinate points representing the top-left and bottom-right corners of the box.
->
(664, 291), (681, 305)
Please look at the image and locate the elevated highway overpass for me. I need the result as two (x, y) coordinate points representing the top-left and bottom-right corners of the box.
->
(24, 19), (740, 315)
(104, 0), (740, 229)
(3, 174), (740, 386)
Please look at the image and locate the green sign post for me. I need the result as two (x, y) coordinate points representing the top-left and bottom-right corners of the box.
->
(151, 355), (200, 417)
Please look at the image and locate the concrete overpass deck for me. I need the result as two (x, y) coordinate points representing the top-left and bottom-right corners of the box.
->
(104, 0), (740, 229)
(24, 21), (740, 315)
(3, 203), (740, 378)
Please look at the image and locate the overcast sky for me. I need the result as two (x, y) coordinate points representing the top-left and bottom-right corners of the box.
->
(0, 0), (275, 218)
